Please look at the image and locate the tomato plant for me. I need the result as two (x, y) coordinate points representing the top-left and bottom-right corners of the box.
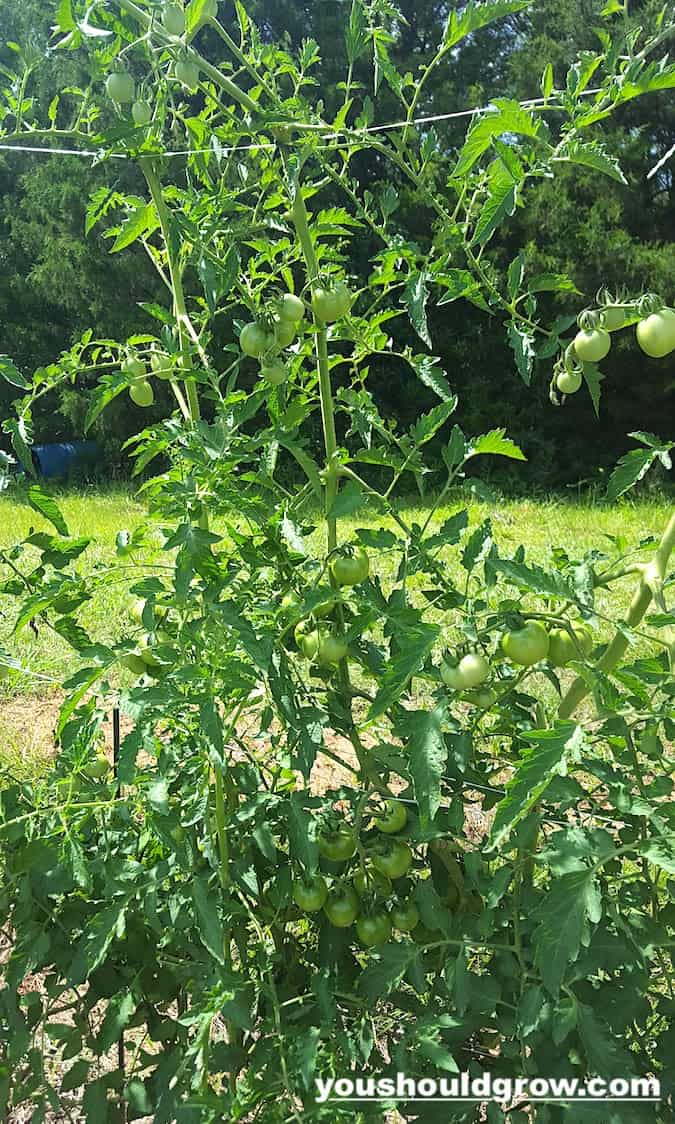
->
(0, 2), (674, 1121)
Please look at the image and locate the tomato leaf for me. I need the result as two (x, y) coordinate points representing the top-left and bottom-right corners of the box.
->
(403, 270), (432, 348)
(26, 485), (69, 536)
(395, 705), (447, 824)
(532, 870), (602, 995)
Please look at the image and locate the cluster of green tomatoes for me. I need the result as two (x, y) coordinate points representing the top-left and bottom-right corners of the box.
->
(554, 295), (675, 397)
(440, 618), (593, 708)
(105, 2), (218, 114)
(293, 799), (422, 947)
(120, 597), (173, 675)
(279, 547), (369, 667)
(118, 348), (179, 408)
(239, 282), (352, 385)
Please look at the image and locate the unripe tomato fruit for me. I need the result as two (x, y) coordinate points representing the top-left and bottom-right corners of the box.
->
(278, 293), (305, 323)
(312, 287), (340, 323)
(573, 328), (611, 363)
(465, 687), (497, 709)
(318, 826), (356, 862)
(293, 874), (328, 912)
(556, 369), (582, 395)
(324, 885), (359, 927)
(82, 756), (110, 779)
(374, 799), (407, 834)
(132, 100), (152, 126)
(441, 652), (489, 690)
(356, 911), (392, 947)
(273, 319), (296, 347)
(601, 306), (630, 332)
(316, 633), (348, 666)
(150, 351), (174, 379)
(501, 621), (549, 666)
(122, 355), (146, 380)
(547, 628), (577, 667)
(240, 322), (273, 358)
(330, 548), (369, 587)
(280, 591), (300, 615)
(574, 624), (594, 657)
(391, 901), (420, 932)
(138, 635), (162, 667)
(636, 309), (675, 358)
(332, 282), (352, 317)
(121, 652), (147, 676)
(106, 71), (135, 104)
(129, 380), (154, 408)
(260, 362), (288, 386)
(175, 59), (199, 90)
(311, 589), (337, 618)
(372, 839), (413, 880)
(353, 866), (392, 898)
(162, 3), (186, 36)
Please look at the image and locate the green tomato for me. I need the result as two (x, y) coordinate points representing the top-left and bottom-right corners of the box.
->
(318, 826), (356, 862)
(324, 885), (359, 928)
(312, 287), (341, 323)
(280, 591), (300, 615)
(240, 322), (273, 358)
(82, 756), (110, 780)
(330, 548), (369, 587)
(150, 350), (174, 380)
(600, 306), (631, 332)
(465, 687), (497, 709)
(138, 634), (162, 668)
(574, 624), (594, 657)
(356, 910), (391, 947)
(129, 380), (154, 408)
(311, 589), (337, 619)
(636, 309), (675, 359)
(441, 652), (489, 690)
(547, 628), (577, 667)
(353, 865), (392, 898)
(132, 100), (153, 126)
(573, 328), (611, 363)
(122, 354), (146, 380)
(120, 652), (147, 676)
(162, 2), (186, 35)
(332, 282), (352, 317)
(556, 369), (582, 395)
(278, 293), (305, 323)
(316, 633), (348, 666)
(371, 839), (413, 880)
(106, 70), (135, 105)
(502, 621), (549, 666)
(373, 799), (407, 834)
(294, 621), (321, 659)
(293, 874), (328, 912)
(175, 59), (200, 90)
(390, 900), (420, 932)
(260, 362), (288, 386)
(273, 318), (296, 348)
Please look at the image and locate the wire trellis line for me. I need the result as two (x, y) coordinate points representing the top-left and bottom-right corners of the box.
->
(0, 86), (607, 163)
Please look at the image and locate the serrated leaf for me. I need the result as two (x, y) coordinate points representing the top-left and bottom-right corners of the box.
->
(472, 154), (522, 246)
(411, 401), (456, 447)
(358, 943), (418, 1001)
(403, 270), (432, 348)
(84, 372), (129, 433)
(368, 623), (439, 722)
(533, 869), (602, 994)
(461, 519), (492, 571)
(395, 706), (447, 824)
(606, 447), (659, 502)
(453, 99), (540, 178)
(444, 3), (531, 51)
(529, 273), (579, 294)
(489, 724), (585, 850)
(26, 485), (69, 536)
(0, 355), (29, 388)
(111, 203), (159, 253)
(556, 139), (626, 183)
(192, 876), (224, 963)
(507, 322), (536, 384)
(407, 353), (455, 403)
(466, 428), (526, 462)
(494, 557), (575, 598)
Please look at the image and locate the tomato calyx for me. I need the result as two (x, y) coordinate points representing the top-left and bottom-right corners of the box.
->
(373, 798), (407, 834)
(318, 824), (357, 862)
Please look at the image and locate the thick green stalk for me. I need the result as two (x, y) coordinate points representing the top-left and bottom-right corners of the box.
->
(558, 510), (675, 719)
(290, 183), (339, 552)
(141, 158), (201, 423)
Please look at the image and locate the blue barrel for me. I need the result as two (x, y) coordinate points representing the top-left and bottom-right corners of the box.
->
(32, 441), (100, 479)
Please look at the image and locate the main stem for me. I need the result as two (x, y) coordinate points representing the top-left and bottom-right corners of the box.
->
(558, 510), (675, 719)
(290, 181), (339, 553)
(141, 158), (201, 424)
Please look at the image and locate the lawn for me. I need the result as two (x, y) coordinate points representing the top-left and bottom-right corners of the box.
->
(1, 484), (671, 775)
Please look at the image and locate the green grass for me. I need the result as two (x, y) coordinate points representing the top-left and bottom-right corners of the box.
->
(0, 484), (671, 772)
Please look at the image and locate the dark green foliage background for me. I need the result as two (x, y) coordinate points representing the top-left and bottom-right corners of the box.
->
(0, 0), (672, 484)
